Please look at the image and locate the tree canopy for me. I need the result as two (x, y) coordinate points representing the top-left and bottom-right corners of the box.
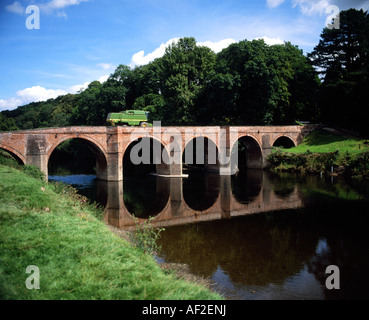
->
(1, 10), (367, 137)
(308, 9), (369, 135)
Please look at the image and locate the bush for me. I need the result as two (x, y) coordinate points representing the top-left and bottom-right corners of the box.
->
(346, 151), (369, 178)
(129, 217), (165, 256)
(22, 164), (46, 181)
(267, 150), (339, 173)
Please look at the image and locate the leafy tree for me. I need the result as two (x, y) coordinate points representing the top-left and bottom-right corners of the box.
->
(308, 9), (369, 135)
(156, 37), (216, 124)
(210, 39), (319, 125)
(71, 81), (102, 125)
(0, 113), (19, 131)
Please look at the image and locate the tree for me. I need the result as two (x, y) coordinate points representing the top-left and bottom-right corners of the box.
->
(210, 39), (319, 125)
(308, 9), (369, 135)
(71, 81), (102, 125)
(156, 37), (216, 125)
(0, 113), (18, 131)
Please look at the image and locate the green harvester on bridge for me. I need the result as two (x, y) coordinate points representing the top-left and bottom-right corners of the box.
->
(106, 110), (152, 127)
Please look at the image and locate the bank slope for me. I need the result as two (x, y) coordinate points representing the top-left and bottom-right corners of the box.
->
(0, 165), (221, 300)
(268, 128), (369, 177)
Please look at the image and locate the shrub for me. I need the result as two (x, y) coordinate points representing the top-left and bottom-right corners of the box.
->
(346, 151), (369, 177)
(22, 164), (46, 181)
(267, 150), (339, 173)
(129, 217), (165, 256)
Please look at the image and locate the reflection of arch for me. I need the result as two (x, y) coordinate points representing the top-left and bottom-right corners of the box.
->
(0, 145), (25, 165)
(123, 176), (170, 219)
(268, 173), (296, 199)
(123, 136), (170, 176)
(273, 135), (296, 149)
(183, 173), (220, 211)
(231, 170), (262, 204)
(47, 137), (108, 180)
(183, 137), (220, 173)
(232, 135), (263, 169)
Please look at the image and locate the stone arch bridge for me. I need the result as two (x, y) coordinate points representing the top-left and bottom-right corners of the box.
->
(0, 124), (318, 181)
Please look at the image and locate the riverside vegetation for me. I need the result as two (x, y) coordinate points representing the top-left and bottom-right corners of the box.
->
(0, 152), (221, 300)
(267, 128), (369, 178)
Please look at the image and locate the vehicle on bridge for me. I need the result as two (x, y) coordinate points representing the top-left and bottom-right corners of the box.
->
(106, 110), (152, 127)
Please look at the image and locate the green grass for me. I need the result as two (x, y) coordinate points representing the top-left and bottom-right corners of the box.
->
(268, 128), (369, 178)
(286, 128), (369, 155)
(0, 164), (222, 300)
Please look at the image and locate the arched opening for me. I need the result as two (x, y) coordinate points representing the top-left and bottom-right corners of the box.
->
(183, 172), (220, 211)
(48, 138), (107, 178)
(182, 137), (220, 211)
(48, 138), (108, 203)
(0, 147), (24, 166)
(123, 176), (170, 219)
(182, 137), (220, 174)
(123, 137), (170, 177)
(273, 136), (295, 149)
(231, 136), (263, 170)
(122, 137), (170, 219)
(231, 169), (262, 204)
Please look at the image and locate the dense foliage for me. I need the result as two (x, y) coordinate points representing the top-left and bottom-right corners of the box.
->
(308, 9), (369, 136)
(0, 9), (367, 135)
(0, 38), (319, 129)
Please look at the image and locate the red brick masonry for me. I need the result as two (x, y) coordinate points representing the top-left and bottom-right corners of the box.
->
(0, 124), (318, 181)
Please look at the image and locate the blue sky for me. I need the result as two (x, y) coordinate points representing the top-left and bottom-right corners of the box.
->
(1, 0), (368, 111)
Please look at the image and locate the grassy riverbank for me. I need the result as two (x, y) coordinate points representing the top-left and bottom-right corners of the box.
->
(268, 128), (369, 178)
(0, 163), (222, 300)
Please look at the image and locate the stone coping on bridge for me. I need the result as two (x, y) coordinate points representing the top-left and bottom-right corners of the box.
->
(0, 124), (320, 181)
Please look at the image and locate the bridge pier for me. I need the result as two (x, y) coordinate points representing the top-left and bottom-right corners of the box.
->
(0, 125), (318, 183)
(26, 153), (48, 180)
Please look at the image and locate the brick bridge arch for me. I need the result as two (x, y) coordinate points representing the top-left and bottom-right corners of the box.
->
(47, 135), (109, 180)
(272, 134), (296, 148)
(231, 134), (263, 169)
(0, 125), (319, 181)
(183, 135), (221, 173)
(122, 135), (172, 176)
(0, 143), (26, 165)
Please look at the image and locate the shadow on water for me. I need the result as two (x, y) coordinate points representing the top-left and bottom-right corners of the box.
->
(123, 176), (170, 219)
(50, 170), (369, 300)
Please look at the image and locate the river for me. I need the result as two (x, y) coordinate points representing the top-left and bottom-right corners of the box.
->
(49, 170), (369, 300)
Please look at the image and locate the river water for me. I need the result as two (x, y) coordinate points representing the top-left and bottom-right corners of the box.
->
(49, 170), (369, 300)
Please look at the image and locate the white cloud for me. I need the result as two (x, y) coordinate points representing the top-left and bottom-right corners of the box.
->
(129, 38), (238, 68)
(0, 86), (66, 111)
(0, 75), (110, 111)
(5, 0), (91, 16)
(0, 97), (23, 111)
(266, 0), (369, 15)
(69, 82), (90, 94)
(97, 63), (114, 70)
(5, 1), (24, 14)
(255, 36), (285, 45)
(292, 0), (330, 15)
(266, 0), (286, 8)
(292, 0), (369, 15)
(129, 38), (180, 68)
(97, 74), (109, 83)
(198, 39), (237, 53)
(16, 86), (67, 103)
(38, 0), (91, 15)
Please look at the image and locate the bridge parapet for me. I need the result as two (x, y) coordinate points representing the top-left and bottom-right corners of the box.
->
(0, 124), (318, 181)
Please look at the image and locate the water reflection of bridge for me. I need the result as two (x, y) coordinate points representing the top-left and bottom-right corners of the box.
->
(103, 170), (303, 230)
